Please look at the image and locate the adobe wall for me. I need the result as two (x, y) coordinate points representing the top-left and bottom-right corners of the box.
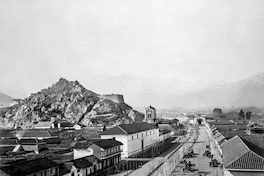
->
(102, 94), (125, 103)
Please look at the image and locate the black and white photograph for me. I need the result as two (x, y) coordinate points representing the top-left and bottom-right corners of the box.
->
(0, 0), (264, 176)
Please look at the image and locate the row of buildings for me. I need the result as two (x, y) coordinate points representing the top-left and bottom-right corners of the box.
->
(0, 120), (177, 176)
(207, 121), (264, 176)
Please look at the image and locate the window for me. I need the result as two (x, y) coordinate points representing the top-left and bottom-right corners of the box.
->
(132, 135), (133, 140)
(146, 132), (147, 136)
(137, 134), (139, 138)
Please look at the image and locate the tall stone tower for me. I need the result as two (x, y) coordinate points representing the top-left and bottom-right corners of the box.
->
(145, 105), (156, 123)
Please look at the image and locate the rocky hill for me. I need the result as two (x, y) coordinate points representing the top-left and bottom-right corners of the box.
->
(0, 78), (144, 129)
(0, 92), (13, 107)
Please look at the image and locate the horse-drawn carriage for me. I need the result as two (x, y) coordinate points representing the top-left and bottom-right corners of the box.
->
(209, 159), (221, 167)
(203, 150), (213, 158)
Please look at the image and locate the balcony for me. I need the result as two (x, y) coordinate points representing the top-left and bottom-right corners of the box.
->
(102, 148), (123, 159)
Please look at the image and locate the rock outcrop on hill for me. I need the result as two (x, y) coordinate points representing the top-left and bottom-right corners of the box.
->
(0, 78), (144, 129)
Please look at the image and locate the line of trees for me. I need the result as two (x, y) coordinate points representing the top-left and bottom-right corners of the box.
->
(239, 110), (251, 120)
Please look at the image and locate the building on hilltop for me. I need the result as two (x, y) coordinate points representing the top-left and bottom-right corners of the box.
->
(101, 94), (125, 104)
(100, 122), (159, 158)
(145, 105), (156, 123)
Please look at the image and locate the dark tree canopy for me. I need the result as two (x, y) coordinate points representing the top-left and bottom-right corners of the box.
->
(213, 108), (222, 114)
(246, 111), (251, 119)
(239, 110), (245, 119)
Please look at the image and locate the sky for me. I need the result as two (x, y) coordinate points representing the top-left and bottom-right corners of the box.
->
(0, 0), (264, 107)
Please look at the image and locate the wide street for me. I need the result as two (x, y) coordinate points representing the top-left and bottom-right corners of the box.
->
(171, 125), (223, 176)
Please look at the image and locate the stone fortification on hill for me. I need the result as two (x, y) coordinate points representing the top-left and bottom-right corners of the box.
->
(0, 78), (144, 129)
(101, 94), (125, 104)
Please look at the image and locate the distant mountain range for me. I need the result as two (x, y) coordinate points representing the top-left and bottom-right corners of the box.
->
(0, 78), (144, 129)
(106, 73), (264, 110)
(174, 72), (264, 109)
(0, 92), (13, 107)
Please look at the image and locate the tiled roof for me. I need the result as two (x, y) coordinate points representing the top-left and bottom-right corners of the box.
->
(0, 132), (16, 139)
(240, 138), (264, 158)
(0, 139), (18, 146)
(94, 139), (123, 149)
(0, 157), (58, 176)
(160, 129), (171, 135)
(53, 120), (74, 127)
(74, 141), (94, 149)
(19, 139), (44, 145)
(0, 146), (15, 155)
(84, 155), (101, 163)
(74, 139), (123, 150)
(52, 148), (72, 155)
(227, 151), (264, 170)
(73, 157), (93, 168)
(34, 121), (53, 128)
(16, 130), (52, 138)
(222, 136), (250, 167)
(43, 137), (62, 144)
(101, 122), (157, 135)
(222, 135), (264, 170)
(215, 135), (225, 143)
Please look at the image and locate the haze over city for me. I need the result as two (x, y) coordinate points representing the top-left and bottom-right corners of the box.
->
(0, 0), (264, 108)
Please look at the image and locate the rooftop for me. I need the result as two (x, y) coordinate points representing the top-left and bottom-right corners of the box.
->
(101, 122), (157, 135)
(0, 157), (58, 176)
(0, 139), (18, 146)
(19, 139), (45, 145)
(73, 156), (93, 168)
(93, 139), (123, 149)
(74, 139), (123, 150)
(222, 135), (264, 170)
(33, 121), (53, 128)
(16, 130), (52, 138)
(0, 132), (16, 139)
(146, 105), (156, 110)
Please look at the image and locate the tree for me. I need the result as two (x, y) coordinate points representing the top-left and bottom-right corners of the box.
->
(246, 111), (251, 120)
(239, 110), (245, 120)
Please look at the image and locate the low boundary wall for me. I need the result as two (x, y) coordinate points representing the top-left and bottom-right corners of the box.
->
(126, 136), (195, 176)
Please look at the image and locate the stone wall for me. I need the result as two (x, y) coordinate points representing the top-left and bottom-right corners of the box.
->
(102, 94), (125, 104)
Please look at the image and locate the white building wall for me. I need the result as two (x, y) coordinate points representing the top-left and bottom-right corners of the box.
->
(101, 135), (128, 158)
(73, 148), (93, 160)
(101, 128), (159, 158)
